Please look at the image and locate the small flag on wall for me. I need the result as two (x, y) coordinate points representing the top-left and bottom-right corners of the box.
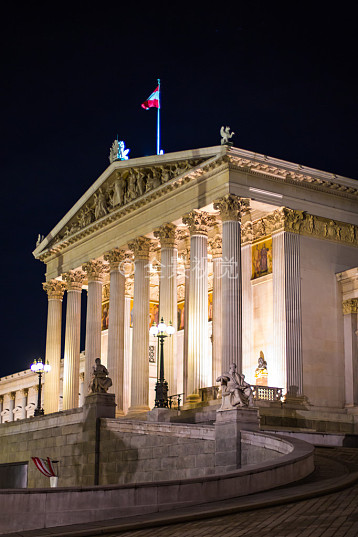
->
(31, 457), (57, 477)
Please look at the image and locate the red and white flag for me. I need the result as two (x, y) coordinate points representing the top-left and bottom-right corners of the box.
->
(32, 457), (56, 477)
(141, 86), (160, 110)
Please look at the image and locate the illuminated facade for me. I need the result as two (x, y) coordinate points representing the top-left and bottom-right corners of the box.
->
(2, 145), (357, 423)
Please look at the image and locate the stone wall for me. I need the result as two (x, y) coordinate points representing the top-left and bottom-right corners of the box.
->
(100, 420), (215, 484)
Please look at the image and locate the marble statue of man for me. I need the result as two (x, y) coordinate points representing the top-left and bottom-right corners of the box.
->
(217, 363), (254, 408)
(89, 358), (112, 394)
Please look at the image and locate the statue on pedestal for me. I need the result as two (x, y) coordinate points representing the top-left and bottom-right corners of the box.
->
(89, 358), (112, 394)
(217, 363), (254, 409)
(254, 351), (268, 386)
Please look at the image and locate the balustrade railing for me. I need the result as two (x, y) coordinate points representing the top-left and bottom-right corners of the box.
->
(251, 385), (283, 402)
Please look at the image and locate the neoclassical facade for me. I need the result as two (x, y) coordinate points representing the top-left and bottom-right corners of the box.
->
(5, 144), (356, 420)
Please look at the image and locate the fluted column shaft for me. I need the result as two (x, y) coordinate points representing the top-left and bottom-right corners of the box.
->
(83, 261), (104, 392)
(43, 280), (66, 414)
(128, 238), (151, 414)
(183, 255), (190, 401)
(104, 249), (126, 415)
(214, 195), (249, 374)
(273, 231), (303, 394)
(62, 271), (84, 410)
(8, 393), (15, 422)
(212, 255), (222, 383)
(241, 243), (253, 377)
(154, 224), (178, 396)
(342, 299), (358, 406)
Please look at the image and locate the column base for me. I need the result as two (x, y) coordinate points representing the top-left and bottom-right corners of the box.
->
(126, 405), (150, 419)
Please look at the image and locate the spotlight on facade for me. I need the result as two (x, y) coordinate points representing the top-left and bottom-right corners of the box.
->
(30, 359), (51, 416)
(150, 317), (175, 408)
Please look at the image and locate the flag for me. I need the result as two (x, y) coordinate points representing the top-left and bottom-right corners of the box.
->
(141, 86), (160, 110)
(32, 457), (56, 477)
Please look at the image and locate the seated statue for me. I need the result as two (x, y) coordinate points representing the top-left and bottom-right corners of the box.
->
(217, 363), (254, 409)
(89, 358), (112, 394)
(254, 351), (268, 386)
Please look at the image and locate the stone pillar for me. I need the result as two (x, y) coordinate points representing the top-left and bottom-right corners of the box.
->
(42, 279), (66, 414)
(0, 396), (2, 423)
(273, 231), (303, 396)
(154, 224), (178, 396)
(241, 241), (253, 378)
(79, 372), (85, 407)
(214, 195), (249, 374)
(19, 389), (28, 420)
(127, 237), (151, 415)
(8, 392), (15, 422)
(82, 261), (105, 393)
(342, 299), (358, 406)
(182, 210), (210, 403)
(104, 248), (126, 415)
(182, 245), (190, 402)
(210, 235), (222, 384)
(62, 270), (85, 410)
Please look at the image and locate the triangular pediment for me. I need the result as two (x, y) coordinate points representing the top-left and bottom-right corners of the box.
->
(33, 146), (228, 260)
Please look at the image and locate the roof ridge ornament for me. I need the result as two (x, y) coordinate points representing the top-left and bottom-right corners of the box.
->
(220, 126), (235, 146)
(109, 138), (130, 163)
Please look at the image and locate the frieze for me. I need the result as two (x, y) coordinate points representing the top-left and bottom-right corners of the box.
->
(241, 207), (358, 247)
(342, 298), (358, 315)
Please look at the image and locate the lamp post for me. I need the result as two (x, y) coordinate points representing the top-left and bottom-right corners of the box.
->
(150, 317), (175, 408)
(30, 358), (51, 416)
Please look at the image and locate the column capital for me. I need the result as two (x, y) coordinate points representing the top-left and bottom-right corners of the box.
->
(104, 248), (127, 271)
(0, 395), (3, 404)
(10, 392), (16, 400)
(209, 236), (222, 258)
(182, 210), (212, 236)
(43, 279), (66, 300)
(154, 223), (177, 248)
(343, 298), (358, 315)
(82, 260), (106, 283)
(213, 194), (250, 222)
(128, 237), (151, 260)
(20, 388), (29, 396)
(62, 270), (86, 291)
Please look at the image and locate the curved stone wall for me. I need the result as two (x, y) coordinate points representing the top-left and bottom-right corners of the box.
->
(0, 432), (314, 534)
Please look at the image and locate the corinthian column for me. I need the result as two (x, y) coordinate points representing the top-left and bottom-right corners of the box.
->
(210, 235), (222, 384)
(214, 195), (249, 374)
(182, 210), (210, 403)
(42, 279), (66, 414)
(342, 299), (358, 406)
(127, 237), (151, 415)
(62, 270), (85, 410)
(103, 248), (126, 415)
(82, 260), (105, 392)
(154, 223), (178, 396)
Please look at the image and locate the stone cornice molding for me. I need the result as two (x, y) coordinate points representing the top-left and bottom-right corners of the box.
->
(128, 236), (151, 260)
(62, 270), (85, 291)
(82, 260), (106, 283)
(343, 299), (358, 315)
(182, 210), (213, 236)
(42, 279), (66, 300)
(241, 207), (358, 247)
(103, 248), (127, 271)
(227, 154), (358, 200)
(153, 223), (178, 249)
(213, 194), (250, 222)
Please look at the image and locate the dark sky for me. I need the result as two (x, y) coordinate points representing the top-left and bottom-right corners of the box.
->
(0, 2), (357, 378)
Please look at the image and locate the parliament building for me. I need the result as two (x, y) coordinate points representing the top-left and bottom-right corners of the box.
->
(1, 143), (358, 429)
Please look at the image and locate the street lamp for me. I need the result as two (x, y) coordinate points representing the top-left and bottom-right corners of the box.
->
(150, 317), (175, 408)
(30, 358), (51, 416)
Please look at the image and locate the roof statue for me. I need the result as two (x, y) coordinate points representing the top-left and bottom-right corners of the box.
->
(109, 139), (130, 163)
(220, 126), (235, 146)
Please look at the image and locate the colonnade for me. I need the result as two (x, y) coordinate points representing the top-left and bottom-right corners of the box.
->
(40, 194), (306, 415)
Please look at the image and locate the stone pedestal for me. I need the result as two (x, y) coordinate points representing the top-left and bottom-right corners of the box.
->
(83, 393), (116, 422)
(215, 407), (259, 473)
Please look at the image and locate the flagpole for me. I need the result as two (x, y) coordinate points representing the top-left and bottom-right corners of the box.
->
(157, 78), (160, 155)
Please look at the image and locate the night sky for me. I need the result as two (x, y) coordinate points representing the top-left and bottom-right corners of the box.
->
(1, 3), (357, 378)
